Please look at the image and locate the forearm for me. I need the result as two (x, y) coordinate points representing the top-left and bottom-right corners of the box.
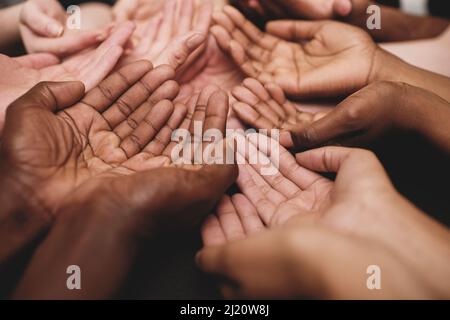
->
(13, 205), (137, 299)
(386, 83), (450, 155)
(380, 26), (450, 77)
(0, 173), (51, 266)
(348, 3), (450, 42)
(402, 88), (450, 155)
(371, 48), (450, 102)
(0, 4), (23, 53)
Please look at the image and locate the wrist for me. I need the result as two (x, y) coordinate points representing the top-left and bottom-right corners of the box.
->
(0, 166), (52, 263)
(368, 47), (416, 85)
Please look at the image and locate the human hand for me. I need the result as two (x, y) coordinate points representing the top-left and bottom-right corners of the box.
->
(0, 60), (182, 218)
(120, 0), (211, 72)
(199, 143), (450, 298)
(19, 0), (111, 56)
(231, 77), (328, 146)
(212, 6), (377, 99)
(113, 0), (165, 22)
(11, 85), (237, 300)
(285, 81), (450, 152)
(231, 0), (354, 20)
(0, 22), (135, 132)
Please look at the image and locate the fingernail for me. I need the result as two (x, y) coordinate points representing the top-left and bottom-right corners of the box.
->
(48, 23), (63, 37)
(186, 33), (206, 49)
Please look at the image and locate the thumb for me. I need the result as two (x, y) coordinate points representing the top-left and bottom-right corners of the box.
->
(266, 20), (325, 42)
(333, 0), (353, 17)
(290, 97), (368, 151)
(156, 32), (206, 70)
(20, 4), (64, 37)
(197, 225), (404, 299)
(8, 81), (85, 115)
(123, 164), (238, 235)
(13, 53), (60, 69)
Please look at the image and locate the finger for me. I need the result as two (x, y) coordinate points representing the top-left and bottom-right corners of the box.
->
(295, 146), (379, 174)
(245, 134), (300, 197)
(194, 0), (213, 33)
(21, 27), (108, 56)
(290, 101), (362, 151)
(210, 25), (232, 52)
(197, 226), (391, 299)
(189, 85), (220, 134)
(177, 0), (194, 35)
(296, 147), (393, 192)
(223, 5), (278, 49)
(264, 82), (297, 117)
(101, 64), (175, 128)
(162, 94), (198, 158)
(155, 0), (177, 44)
(134, 14), (163, 55)
(20, 3), (64, 37)
(204, 90), (229, 134)
(213, 10), (265, 61)
(12, 53), (59, 69)
(8, 81), (84, 115)
(334, 0), (353, 17)
(232, 102), (274, 130)
(155, 32), (206, 69)
(216, 196), (246, 242)
(112, 0), (138, 21)
(243, 79), (286, 120)
(236, 164), (278, 224)
(120, 100), (174, 158)
(114, 66), (179, 138)
(82, 60), (153, 114)
(247, 132), (326, 190)
(152, 164), (238, 230)
(228, 40), (261, 79)
(232, 85), (280, 126)
(100, 21), (136, 48)
(115, 78), (179, 139)
(79, 46), (124, 91)
(266, 20), (324, 42)
(144, 102), (187, 156)
(231, 193), (265, 235)
(202, 214), (227, 246)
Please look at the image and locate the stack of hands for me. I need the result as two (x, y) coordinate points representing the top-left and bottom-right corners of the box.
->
(0, 0), (449, 299)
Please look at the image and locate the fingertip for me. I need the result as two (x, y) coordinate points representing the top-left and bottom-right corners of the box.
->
(46, 22), (64, 38)
(334, 0), (352, 16)
(155, 99), (175, 113)
(186, 32), (207, 50)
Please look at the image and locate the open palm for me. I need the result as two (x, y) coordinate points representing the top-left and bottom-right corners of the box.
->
(213, 6), (377, 99)
(201, 133), (333, 245)
(1, 61), (181, 214)
(0, 22), (135, 131)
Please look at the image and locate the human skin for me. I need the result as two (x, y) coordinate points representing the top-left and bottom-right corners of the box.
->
(0, 79), (236, 299)
(117, 0), (211, 73)
(19, 0), (111, 57)
(0, 22), (136, 134)
(287, 81), (450, 154)
(0, 66), (236, 272)
(0, 60), (180, 262)
(231, 79), (450, 154)
(381, 26), (450, 77)
(0, 4), (22, 53)
(199, 141), (450, 299)
(232, 0), (450, 42)
(212, 7), (450, 102)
